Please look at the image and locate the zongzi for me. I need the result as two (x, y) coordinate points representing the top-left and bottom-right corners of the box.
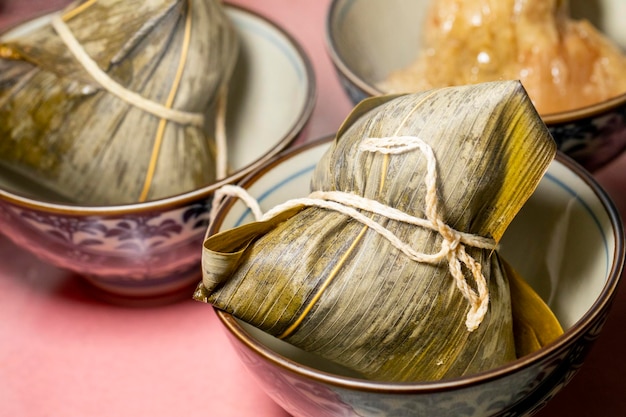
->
(379, 0), (626, 115)
(0, 0), (238, 205)
(195, 80), (561, 382)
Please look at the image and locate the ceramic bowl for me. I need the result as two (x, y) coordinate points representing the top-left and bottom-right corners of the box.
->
(208, 136), (624, 417)
(0, 5), (315, 303)
(326, 0), (626, 171)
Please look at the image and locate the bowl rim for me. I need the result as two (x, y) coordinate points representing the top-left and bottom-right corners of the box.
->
(212, 135), (625, 393)
(0, 3), (316, 216)
(324, 0), (626, 125)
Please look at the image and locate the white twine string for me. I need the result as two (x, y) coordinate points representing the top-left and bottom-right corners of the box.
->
(51, 14), (205, 127)
(209, 136), (496, 331)
(207, 184), (264, 240)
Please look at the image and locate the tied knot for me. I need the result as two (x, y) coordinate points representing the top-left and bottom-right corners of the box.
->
(360, 136), (494, 331)
(209, 136), (496, 331)
(441, 234), (461, 253)
(436, 220), (462, 252)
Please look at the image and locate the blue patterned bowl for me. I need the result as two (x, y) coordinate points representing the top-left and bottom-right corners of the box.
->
(209, 137), (624, 417)
(326, 0), (626, 172)
(0, 5), (315, 303)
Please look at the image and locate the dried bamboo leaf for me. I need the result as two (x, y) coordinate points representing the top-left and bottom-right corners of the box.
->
(0, 0), (238, 204)
(198, 206), (305, 296)
(504, 259), (564, 357)
(196, 81), (557, 382)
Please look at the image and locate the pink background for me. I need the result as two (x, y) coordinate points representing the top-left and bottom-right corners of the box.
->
(1, 1), (625, 416)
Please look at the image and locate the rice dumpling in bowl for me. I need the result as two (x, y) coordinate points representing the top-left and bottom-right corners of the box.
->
(195, 80), (565, 382)
(204, 130), (624, 416)
(0, 3), (315, 302)
(0, 0), (237, 205)
(326, 0), (626, 171)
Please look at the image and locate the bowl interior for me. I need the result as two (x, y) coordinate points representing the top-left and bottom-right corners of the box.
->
(224, 6), (313, 170)
(214, 137), (622, 377)
(0, 5), (314, 203)
(328, 0), (626, 92)
(327, 0), (427, 88)
(570, 0), (626, 49)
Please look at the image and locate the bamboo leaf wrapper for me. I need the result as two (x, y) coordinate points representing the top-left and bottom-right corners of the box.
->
(195, 81), (558, 382)
(0, 0), (238, 204)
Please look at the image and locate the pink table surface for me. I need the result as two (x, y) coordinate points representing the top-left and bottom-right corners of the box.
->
(1, 1), (625, 416)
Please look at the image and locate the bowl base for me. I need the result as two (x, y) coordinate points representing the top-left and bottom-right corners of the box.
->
(80, 273), (200, 308)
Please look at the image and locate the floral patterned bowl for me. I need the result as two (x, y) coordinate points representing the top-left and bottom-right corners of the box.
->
(326, 0), (626, 171)
(0, 5), (316, 303)
(208, 137), (624, 417)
